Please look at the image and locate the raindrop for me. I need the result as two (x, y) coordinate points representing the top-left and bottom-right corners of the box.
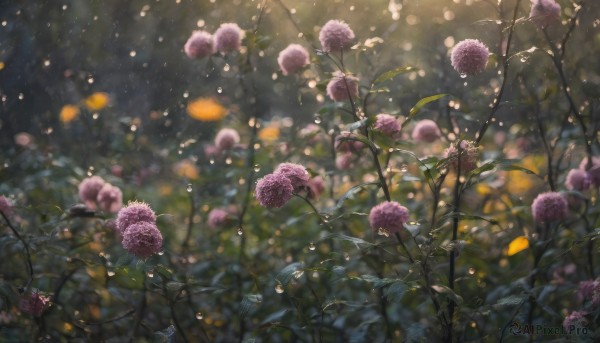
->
(377, 227), (390, 237)
(209, 158), (215, 165)
(130, 50), (137, 57)
(186, 184), (193, 192)
(314, 116), (322, 124)
(18, 93), (24, 100)
(146, 269), (154, 278)
(275, 284), (284, 294)
(158, 250), (165, 256)
(468, 267), (476, 275)
(107, 270), (115, 277)
(217, 87), (223, 93)
(92, 113), (99, 120)
(408, 221), (419, 226)
(223, 63), (230, 72)
(225, 157), (232, 165)
(460, 73), (467, 78)
(520, 56), (528, 62)
(195, 312), (204, 320)
(183, 91), (189, 98)
(292, 270), (304, 279)
(253, 164), (261, 172)
(308, 242), (316, 251)
(400, 164), (408, 172)
(237, 227), (244, 236)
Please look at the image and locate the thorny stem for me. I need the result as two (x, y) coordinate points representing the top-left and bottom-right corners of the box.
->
(475, 0), (522, 144)
(1, 211), (34, 290)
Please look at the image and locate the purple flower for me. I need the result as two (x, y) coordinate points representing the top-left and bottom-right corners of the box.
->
(207, 208), (229, 229)
(530, 0), (561, 29)
(116, 201), (156, 235)
(96, 183), (123, 213)
(255, 173), (294, 208)
(450, 39), (489, 76)
(184, 30), (215, 59)
(565, 169), (592, 191)
(369, 201), (410, 235)
(563, 311), (587, 331)
(274, 162), (310, 193)
(578, 280), (599, 301)
(443, 140), (479, 173)
(373, 114), (401, 138)
(122, 221), (163, 259)
(307, 176), (325, 200)
(335, 132), (365, 152)
(215, 128), (240, 151)
(0, 195), (12, 216)
(326, 71), (359, 102)
(336, 153), (355, 170)
(319, 20), (355, 53)
(214, 23), (244, 55)
(78, 176), (106, 209)
(531, 192), (568, 223)
(579, 156), (600, 187)
(20, 292), (50, 317)
(278, 44), (309, 76)
(412, 119), (441, 143)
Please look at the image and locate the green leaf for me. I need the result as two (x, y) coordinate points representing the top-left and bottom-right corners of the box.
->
(373, 66), (415, 84)
(322, 233), (375, 248)
(431, 285), (463, 306)
(240, 294), (263, 318)
(384, 282), (408, 301)
(275, 262), (304, 287)
(494, 294), (527, 307)
(260, 309), (289, 325)
(467, 161), (499, 177)
(500, 164), (538, 176)
(333, 182), (380, 211)
(407, 94), (448, 121)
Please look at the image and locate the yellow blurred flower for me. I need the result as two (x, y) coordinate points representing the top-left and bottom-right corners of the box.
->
(507, 236), (529, 256)
(59, 104), (80, 123)
(187, 98), (227, 121)
(258, 126), (280, 142)
(174, 160), (199, 180)
(84, 92), (110, 111)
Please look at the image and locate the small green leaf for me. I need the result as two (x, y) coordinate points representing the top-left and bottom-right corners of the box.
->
(373, 66), (415, 84)
(240, 294), (263, 318)
(407, 94), (448, 121)
(275, 262), (304, 287)
(431, 285), (463, 306)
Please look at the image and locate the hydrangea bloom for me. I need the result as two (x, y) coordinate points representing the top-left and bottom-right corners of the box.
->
(0, 195), (12, 216)
(563, 311), (587, 331)
(116, 201), (156, 235)
(369, 201), (410, 235)
(564, 169), (592, 191)
(319, 20), (355, 53)
(307, 176), (325, 200)
(373, 114), (401, 138)
(255, 173), (294, 208)
(184, 30), (215, 59)
(207, 208), (229, 229)
(450, 39), (489, 76)
(443, 140), (479, 173)
(412, 119), (441, 143)
(78, 176), (106, 209)
(274, 163), (310, 192)
(531, 192), (568, 223)
(579, 156), (600, 187)
(96, 183), (123, 213)
(336, 153), (355, 170)
(122, 222), (163, 259)
(335, 132), (365, 152)
(215, 128), (240, 151)
(20, 292), (50, 317)
(326, 71), (359, 102)
(214, 23), (244, 55)
(277, 44), (309, 76)
(530, 0), (561, 29)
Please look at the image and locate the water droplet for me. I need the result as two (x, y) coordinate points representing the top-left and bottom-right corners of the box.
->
(209, 158), (215, 165)
(146, 269), (154, 278)
(225, 157), (232, 165)
(292, 270), (304, 279)
(314, 116), (322, 124)
(377, 227), (390, 237)
(308, 242), (316, 251)
(195, 312), (204, 320)
(130, 50), (137, 57)
(468, 267), (476, 275)
(223, 63), (230, 72)
(275, 284), (284, 294)
(237, 227), (243, 236)
(520, 56), (528, 62)
(107, 270), (115, 277)
(460, 73), (467, 78)
(408, 221), (419, 226)
(253, 164), (261, 172)
(400, 164), (408, 172)
(186, 184), (193, 192)
(158, 250), (165, 256)
(217, 87), (223, 94)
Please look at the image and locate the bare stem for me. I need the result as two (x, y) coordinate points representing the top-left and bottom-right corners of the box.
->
(1, 211), (34, 289)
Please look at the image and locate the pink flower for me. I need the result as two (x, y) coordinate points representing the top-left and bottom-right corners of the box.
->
(20, 292), (51, 317)
(274, 163), (310, 193)
(335, 132), (365, 152)
(565, 169), (592, 191)
(530, 0), (561, 29)
(122, 222), (163, 259)
(336, 153), (355, 170)
(96, 184), (123, 213)
(255, 173), (294, 208)
(579, 156), (600, 187)
(450, 39), (489, 76)
(531, 192), (568, 223)
(0, 195), (12, 216)
(78, 176), (106, 209)
(326, 71), (359, 102)
(578, 280), (599, 301)
(214, 23), (244, 55)
(215, 128), (240, 151)
(307, 176), (326, 200)
(369, 201), (410, 235)
(116, 201), (156, 235)
(184, 30), (215, 59)
(207, 208), (229, 229)
(373, 114), (401, 138)
(563, 311), (587, 331)
(412, 119), (441, 143)
(278, 44), (309, 76)
(443, 140), (479, 173)
(319, 20), (355, 53)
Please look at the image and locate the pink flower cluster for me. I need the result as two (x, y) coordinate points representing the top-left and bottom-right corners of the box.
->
(255, 163), (317, 208)
(78, 176), (122, 213)
(412, 120), (441, 143)
(20, 292), (51, 317)
(116, 201), (162, 258)
(184, 23), (244, 59)
(369, 201), (410, 235)
(373, 114), (401, 138)
(450, 39), (489, 76)
(531, 192), (568, 223)
(0, 195), (13, 216)
(207, 208), (229, 229)
(443, 140), (479, 173)
(319, 19), (355, 53)
(326, 71), (359, 102)
(563, 311), (587, 331)
(215, 128), (240, 151)
(530, 0), (561, 29)
(278, 44), (310, 76)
